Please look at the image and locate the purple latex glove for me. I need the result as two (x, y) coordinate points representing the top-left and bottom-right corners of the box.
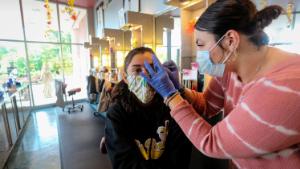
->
(162, 60), (180, 90)
(141, 55), (177, 99)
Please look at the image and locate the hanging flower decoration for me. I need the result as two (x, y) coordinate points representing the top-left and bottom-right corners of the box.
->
(286, 1), (295, 27)
(44, 0), (52, 37)
(63, 0), (78, 21)
(44, 0), (52, 25)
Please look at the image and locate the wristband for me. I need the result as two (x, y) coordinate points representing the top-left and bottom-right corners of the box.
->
(164, 91), (180, 106)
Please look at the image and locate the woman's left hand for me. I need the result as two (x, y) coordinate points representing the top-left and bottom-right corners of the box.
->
(163, 60), (181, 90)
(141, 55), (177, 99)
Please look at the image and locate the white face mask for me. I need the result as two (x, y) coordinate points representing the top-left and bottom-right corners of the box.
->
(196, 33), (233, 77)
(127, 75), (156, 104)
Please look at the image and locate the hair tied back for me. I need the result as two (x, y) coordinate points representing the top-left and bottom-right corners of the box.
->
(254, 5), (283, 31)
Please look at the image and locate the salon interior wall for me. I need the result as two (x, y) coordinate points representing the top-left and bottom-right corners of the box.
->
(88, 8), (96, 68)
(93, 0), (174, 50)
(180, 7), (205, 69)
(94, 0), (171, 33)
(180, 9), (194, 69)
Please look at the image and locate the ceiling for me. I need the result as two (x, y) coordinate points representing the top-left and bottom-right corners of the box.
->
(51, 0), (96, 8)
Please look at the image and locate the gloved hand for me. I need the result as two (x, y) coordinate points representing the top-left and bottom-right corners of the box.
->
(162, 60), (180, 90)
(141, 55), (177, 99)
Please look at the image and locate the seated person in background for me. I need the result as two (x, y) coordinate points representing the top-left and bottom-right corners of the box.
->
(87, 69), (98, 103)
(105, 47), (192, 169)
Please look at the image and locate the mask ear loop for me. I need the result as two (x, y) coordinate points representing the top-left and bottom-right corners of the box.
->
(221, 49), (234, 64)
(209, 34), (227, 51)
(221, 43), (238, 64)
(208, 33), (227, 64)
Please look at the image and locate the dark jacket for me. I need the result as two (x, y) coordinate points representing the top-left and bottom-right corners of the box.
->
(105, 81), (192, 169)
(86, 75), (97, 94)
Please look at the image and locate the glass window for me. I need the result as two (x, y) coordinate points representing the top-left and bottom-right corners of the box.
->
(101, 53), (111, 68)
(265, 14), (300, 54)
(23, 0), (59, 42)
(62, 44), (90, 100)
(171, 17), (181, 65)
(0, 42), (28, 86)
(27, 43), (61, 106)
(156, 47), (168, 62)
(171, 17), (181, 47)
(116, 51), (126, 68)
(265, 14), (292, 44)
(59, 4), (88, 43)
(0, 0), (24, 40)
(171, 47), (180, 66)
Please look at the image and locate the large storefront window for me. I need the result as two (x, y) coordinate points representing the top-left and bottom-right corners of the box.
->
(0, 42), (28, 85)
(171, 17), (181, 65)
(0, 0), (90, 106)
(27, 43), (62, 106)
(62, 44), (89, 100)
(156, 17), (181, 64)
(59, 5), (88, 44)
(0, 0), (24, 40)
(265, 14), (300, 54)
(23, 0), (60, 42)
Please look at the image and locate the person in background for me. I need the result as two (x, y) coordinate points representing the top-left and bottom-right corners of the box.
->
(86, 69), (97, 103)
(105, 47), (192, 169)
(40, 62), (53, 98)
(141, 1), (300, 169)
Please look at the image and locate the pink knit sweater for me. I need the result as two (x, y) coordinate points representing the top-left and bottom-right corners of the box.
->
(171, 56), (300, 169)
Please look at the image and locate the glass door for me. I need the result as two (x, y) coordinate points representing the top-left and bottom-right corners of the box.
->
(27, 44), (62, 106)
(62, 44), (89, 100)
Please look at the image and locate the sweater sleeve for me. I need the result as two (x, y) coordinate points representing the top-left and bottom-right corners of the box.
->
(105, 105), (154, 169)
(170, 77), (300, 159)
(188, 77), (225, 118)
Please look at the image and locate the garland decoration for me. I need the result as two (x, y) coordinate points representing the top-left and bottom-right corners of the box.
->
(63, 0), (78, 21)
(44, 0), (52, 37)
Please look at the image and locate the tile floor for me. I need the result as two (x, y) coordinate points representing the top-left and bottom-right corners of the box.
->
(5, 107), (63, 169)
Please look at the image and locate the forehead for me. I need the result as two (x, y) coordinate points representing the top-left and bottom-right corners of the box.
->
(195, 30), (215, 42)
(128, 51), (153, 66)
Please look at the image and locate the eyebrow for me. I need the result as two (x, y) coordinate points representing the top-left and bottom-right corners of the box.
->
(131, 63), (154, 67)
(131, 64), (142, 67)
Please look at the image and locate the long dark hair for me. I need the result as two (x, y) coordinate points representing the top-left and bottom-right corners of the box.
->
(111, 47), (157, 112)
(195, 0), (283, 47)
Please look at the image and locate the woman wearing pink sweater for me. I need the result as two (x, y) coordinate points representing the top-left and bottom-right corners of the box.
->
(141, 0), (300, 168)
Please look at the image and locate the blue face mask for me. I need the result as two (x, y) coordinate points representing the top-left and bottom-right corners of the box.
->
(196, 34), (233, 77)
(197, 51), (226, 77)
